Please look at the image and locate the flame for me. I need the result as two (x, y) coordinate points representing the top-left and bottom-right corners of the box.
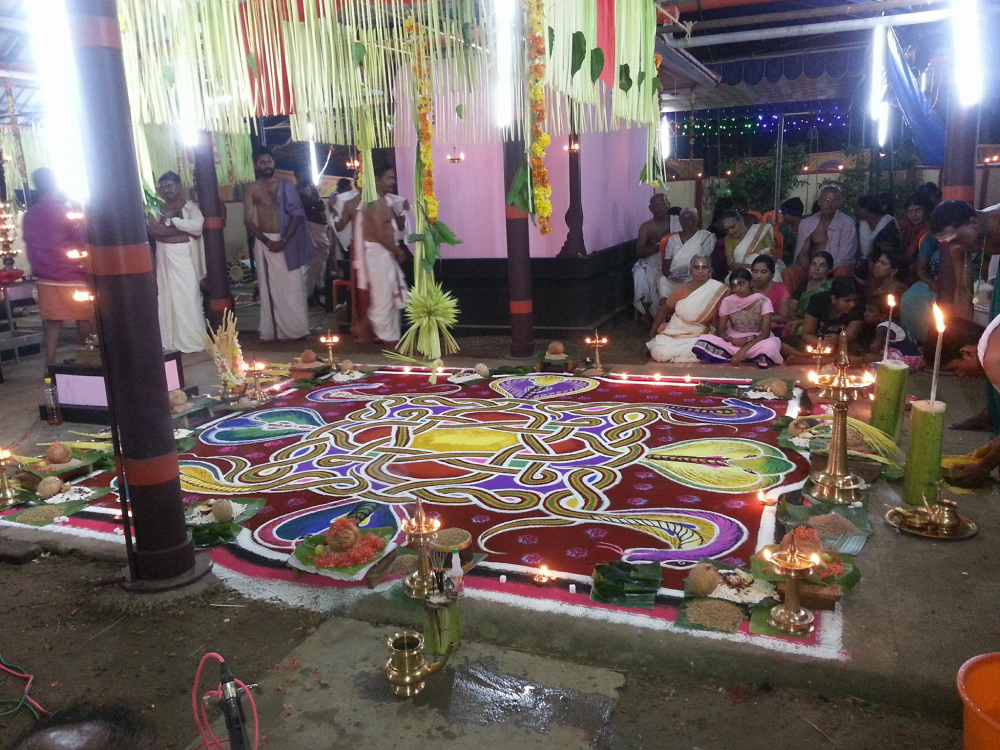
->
(0, 449), (10, 460)
(436, 366), (444, 373)
(72, 290), (92, 302)
(758, 490), (765, 503)
(621, 373), (629, 381)
(763, 548), (772, 561)
(806, 345), (813, 354)
(66, 211), (84, 220)
(933, 303), (945, 333)
(253, 361), (265, 372)
(684, 374), (691, 383)
(807, 371), (818, 383)
(67, 249), (87, 259)
(810, 553), (820, 565)
(887, 294), (896, 308)
(653, 373), (661, 381)
(403, 366), (411, 373)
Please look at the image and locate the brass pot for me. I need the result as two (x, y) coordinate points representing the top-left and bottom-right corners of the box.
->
(384, 630), (454, 698)
(929, 499), (961, 535)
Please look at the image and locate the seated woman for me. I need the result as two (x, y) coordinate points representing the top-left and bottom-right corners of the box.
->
(657, 207), (715, 301)
(858, 194), (902, 262)
(720, 211), (777, 277)
(693, 269), (783, 368)
(750, 255), (791, 338)
(787, 251), (834, 336)
(901, 191), (935, 265)
(646, 254), (728, 363)
(851, 295), (925, 369)
(866, 248), (910, 301)
(782, 276), (865, 364)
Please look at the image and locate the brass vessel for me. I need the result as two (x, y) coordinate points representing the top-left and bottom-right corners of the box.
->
(764, 538), (819, 635)
(384, 630), (454, 697)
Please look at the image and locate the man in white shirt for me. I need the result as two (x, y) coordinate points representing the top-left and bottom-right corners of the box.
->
(329, 178), (359, 278)
(148, 172), (206, 353)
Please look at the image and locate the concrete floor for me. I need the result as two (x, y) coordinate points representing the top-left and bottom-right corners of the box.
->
(1, 311), (995, 745)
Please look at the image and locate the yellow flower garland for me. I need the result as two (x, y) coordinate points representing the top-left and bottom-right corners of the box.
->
(407, 17), (438, 223)
(524, 0), (552, 235)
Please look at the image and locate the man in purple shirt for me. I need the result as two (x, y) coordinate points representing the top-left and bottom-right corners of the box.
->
(23, 169), (94, 366)
(783, 184), (859, 293)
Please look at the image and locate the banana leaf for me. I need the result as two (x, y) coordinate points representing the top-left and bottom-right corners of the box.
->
(291, 527), (396, 580)
(590, 560), (661, 609)
(6, 500), (91, 527)
(752, 549), (861, 590)
(693, 381), (740, 396)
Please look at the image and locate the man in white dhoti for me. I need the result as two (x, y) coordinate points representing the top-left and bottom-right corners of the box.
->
(329, 178), (359, 277)
(657, 207), (715, 301)
(244, 147), (312, 341)
(295, 166), (331, 308)
(148, 172), (206, 353)
(632, 193), (679, 321)
(351, 165), (409, 347)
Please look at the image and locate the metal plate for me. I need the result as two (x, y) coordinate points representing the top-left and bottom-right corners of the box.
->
(884, 508), (979, 541)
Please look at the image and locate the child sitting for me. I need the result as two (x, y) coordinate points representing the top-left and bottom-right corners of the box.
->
(692, 269), (784, 368)
(852, 295), (925, 369)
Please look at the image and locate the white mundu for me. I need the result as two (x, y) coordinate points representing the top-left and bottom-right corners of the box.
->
(255, 232), (310, 341)
(155, 200), (206, 353)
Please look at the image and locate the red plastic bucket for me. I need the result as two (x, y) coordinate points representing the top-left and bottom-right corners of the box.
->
(958, 653), (1000, 749)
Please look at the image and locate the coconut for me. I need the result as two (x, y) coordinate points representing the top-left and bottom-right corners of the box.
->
(300, 349), (318, 364)
(770, 381), (789, 398)
(326, 521), (361, 552)
(339, 359), (355, 373)
(788, 419), (812, 437)
(168, 390), (188, 407)
(16, 472), (40, 492)
(36, 476), (64, 501)
(546, 341), (567, 359)
(687, 563), (722, 596)
(209, 498), (234, 522)
(474, 363), (490, 378)
(45, 442), (73, 465)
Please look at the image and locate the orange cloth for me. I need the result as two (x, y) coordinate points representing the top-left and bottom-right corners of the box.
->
(36, 280), (93, 322)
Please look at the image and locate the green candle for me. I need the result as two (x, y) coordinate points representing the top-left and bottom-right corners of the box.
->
(903, 400), (946, 506)
(869, 360), (909, 442)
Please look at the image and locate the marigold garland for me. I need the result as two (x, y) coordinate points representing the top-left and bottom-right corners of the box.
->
(406, 17), (438, 223)
(524, 0), (551, 235)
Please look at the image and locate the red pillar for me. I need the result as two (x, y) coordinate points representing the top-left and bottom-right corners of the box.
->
(69, 0), (203, 584)
(193, 131), (233, 329)
(503, 139), (534, 358)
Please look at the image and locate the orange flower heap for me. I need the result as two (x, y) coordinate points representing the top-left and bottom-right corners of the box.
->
(408, 17), (438, 223)
(524, 0), (551, 234)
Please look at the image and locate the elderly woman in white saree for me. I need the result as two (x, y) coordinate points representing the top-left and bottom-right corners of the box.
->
(657, 207), (716, 301)
(646, 255), (729, 363)
(721, 211), (781, 280)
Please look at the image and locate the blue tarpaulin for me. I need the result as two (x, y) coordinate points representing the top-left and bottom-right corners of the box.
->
(886, 30), (945, 166)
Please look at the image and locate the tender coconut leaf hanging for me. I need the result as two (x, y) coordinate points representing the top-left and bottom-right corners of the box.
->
(570, 31), (587, 76)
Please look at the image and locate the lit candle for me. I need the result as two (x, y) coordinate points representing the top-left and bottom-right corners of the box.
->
(882, 294), (896, 362)
(684, 374), (691, 383)
(653, 373), (661, 381)
(403, 366), (412, 373)
(621, 373), (629, 381)
(930, 304), (945, 404)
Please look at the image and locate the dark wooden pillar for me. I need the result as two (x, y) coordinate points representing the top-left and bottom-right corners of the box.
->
(558, 133), (585, 259)
(69, 0), (198, 583)
(941, 89), (980, 203)
(940, 87), (981, 319)
(193, 131), (232, 329)
(503, 138), (534, 358)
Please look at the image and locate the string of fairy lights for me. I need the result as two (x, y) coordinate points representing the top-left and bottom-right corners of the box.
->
(660, 107), (851, 137)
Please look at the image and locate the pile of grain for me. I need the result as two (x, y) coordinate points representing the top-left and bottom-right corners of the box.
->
(684, 598), (744, 631)
(807, 514), (858, 535)
(433, 528), (470, 549)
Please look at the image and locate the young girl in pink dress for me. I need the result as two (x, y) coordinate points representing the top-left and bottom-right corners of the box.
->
(693, 269), (784, 368)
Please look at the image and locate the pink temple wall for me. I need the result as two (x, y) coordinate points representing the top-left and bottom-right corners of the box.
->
(395, 124), (653, 259)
